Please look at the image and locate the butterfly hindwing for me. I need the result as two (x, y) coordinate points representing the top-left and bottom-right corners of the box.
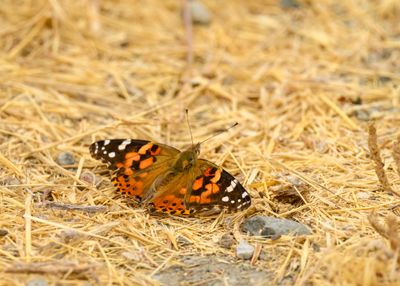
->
(145, 159), (251, 215)
(187, 159), (251, 213)
(89, 139), (180, 201)
(145, 171), (195, 215)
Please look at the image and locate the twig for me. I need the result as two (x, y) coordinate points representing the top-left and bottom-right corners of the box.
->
(24, 192), (32, 262)
(368, 212), (400, 252)
(42, 202), (107, 213)
(5, 261), (98, 274)
(367, 123), (400, 197)
(182, 0), (193, 66)
(392, 135), (400, 179)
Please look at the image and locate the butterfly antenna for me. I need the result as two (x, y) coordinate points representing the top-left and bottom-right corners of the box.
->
(200, 122), (239, 144)
(185, 109), (195, 147)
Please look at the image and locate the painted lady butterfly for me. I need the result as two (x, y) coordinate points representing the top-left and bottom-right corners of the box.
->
(89, 136), (251, 215)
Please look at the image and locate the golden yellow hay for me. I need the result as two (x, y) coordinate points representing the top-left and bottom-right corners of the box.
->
(1, 0), (400, 285)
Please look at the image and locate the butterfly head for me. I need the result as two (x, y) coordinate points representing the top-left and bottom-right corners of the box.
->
(175, 143), (200, 171)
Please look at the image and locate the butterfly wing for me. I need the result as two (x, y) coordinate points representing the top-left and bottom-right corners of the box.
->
(89, 139), (180, 201)
(145, 170), (195, 215)
(146, 159), (251, 215)
(186, 159), (251, 213)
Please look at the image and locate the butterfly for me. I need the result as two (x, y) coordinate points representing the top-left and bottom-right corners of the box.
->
(89, 138), (251, 215)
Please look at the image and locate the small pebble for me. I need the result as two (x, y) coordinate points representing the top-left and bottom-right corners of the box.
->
(258, 250), (270, 261)
(280, 0), (300, 9)
(356, 192), (371, 200)
(2, 176), (21, 186)
(122, 251), (140, 261)
(355, 110), (370, 121)
(56, 152), (75, 166)
(59, 229), (81, 244)
(0, 229), (8, 237)
(219, 233), (235, 249)
(285, 175), (302, 186)
(80, 170), (101, 186)
(177, 235), (192, 246)
(26, 278), (48, 286)
(188, 0), (211, 25)
(236, 240), (254, 260)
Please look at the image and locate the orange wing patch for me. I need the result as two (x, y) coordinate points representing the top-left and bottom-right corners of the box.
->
(139, 157), (155, 169)
(112, 174), (145, 200)
(192, 177), (203, 190)
(150, 188), (194, 215)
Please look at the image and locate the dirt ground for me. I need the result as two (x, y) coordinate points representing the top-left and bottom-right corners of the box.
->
(1, 0), (400, 285)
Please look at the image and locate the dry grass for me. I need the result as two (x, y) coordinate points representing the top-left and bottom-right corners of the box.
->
(1, 0), (400, 285)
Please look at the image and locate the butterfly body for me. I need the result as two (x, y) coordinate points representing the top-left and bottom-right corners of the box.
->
(89, 139), (251, 215)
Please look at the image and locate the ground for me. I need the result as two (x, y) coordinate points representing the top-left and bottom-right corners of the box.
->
(1, 0), (400, 285)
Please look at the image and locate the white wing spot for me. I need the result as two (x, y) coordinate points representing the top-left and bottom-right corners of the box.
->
(118, 139), (131, 150)
(238, 199), (241, 202)
(104, 140), (110, 146)
(109, 152), (116, 158)
(230, 200), (235, 204)
(226, 179), (238, 193)
(222, 196), (229, 202)
(242, 192), (249, 198)
(103, 151), (107, 154)
(101, 146), (105, 150)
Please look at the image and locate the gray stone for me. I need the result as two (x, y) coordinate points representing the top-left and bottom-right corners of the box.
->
(356, 191), (371, 200)
(355, 110), (370, 121)
(80, 170), (101, 186)
(280, 0), (300, 9)
(219, 233), (235, 249)
(241, 215), (311, 237)
(236, 240), (254, 260)
(26, 278), (48, 286)
(189, 0), (211, 25)
(285, 175), (302, 186)
(56, 152), (75, 166)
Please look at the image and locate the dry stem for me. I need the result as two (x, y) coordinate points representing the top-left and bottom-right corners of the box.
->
(368, 123), (400, 197)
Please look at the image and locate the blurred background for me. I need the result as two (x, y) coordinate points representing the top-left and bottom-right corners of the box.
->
(1, 0), (400, 285)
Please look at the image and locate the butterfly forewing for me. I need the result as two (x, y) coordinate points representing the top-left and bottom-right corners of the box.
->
(89, 139), (179, 201)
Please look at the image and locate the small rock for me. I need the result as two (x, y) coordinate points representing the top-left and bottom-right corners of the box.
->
(241, 215), (311, 237)
(177, 235), (192, 246)
(56, 152), (75, 166)
(0, 229), (8, 237)
(280, 0), (300, 9)
(188, 0), (211, 25)
(355, 110), (370, 121)
(356, 191), (371, 200)
(2, 176), (21, 186)
(236, 240), (254, 260)
(26, 278), (48, 286)
(59, 229), (81, 243)
(122, 251), (140, 261)
(219, 233), (235, 249)
(258, 250), (270, 261)
(285, 175), (302, 186)
(80, 170), (101, 186)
